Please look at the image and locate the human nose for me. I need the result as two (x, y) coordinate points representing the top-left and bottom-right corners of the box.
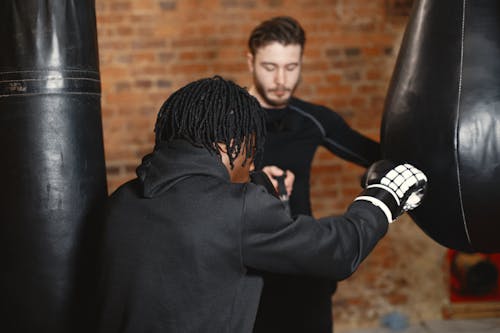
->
(274, 67), (286, 85)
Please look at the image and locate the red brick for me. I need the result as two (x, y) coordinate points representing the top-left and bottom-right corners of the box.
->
(130, 0), (156, 11)
(132, 52), (156, 63)
(317, 85), (353, 96)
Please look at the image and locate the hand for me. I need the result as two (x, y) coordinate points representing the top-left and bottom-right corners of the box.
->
(261, 165), (295, 197)
(250, 170), (279, 198)
(355, 160), (427, 223)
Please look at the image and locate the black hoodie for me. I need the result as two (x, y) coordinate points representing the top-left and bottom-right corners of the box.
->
(98, 140), (388, 333)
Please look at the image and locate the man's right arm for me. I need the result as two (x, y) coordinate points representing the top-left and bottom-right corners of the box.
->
(241, 161), (427, 280)
(241, 183), (388, 280)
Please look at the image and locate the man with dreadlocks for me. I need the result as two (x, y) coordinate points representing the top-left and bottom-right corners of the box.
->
(98, 76), (427, 333)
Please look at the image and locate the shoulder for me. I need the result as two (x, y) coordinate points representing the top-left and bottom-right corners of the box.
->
(289, 97), (331, 113)
(288, 97), (349, 134)
(107, 178), (141, 207)
(290, 97), (345, 122)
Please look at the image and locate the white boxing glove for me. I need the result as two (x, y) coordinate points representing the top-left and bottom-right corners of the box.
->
(355, 160), (427, 223)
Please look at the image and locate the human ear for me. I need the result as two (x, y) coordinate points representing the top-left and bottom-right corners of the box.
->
(247, 52), (255, 73)
(216, 142), (233, 172)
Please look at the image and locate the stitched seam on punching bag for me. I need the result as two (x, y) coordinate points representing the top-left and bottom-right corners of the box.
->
(0, 70), (101, 97)
(455, 0), (472, 245)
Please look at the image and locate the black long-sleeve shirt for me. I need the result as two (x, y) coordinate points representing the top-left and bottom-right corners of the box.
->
(257, 97), (380, 216)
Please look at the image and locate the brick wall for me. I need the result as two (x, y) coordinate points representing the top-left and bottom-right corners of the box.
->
(96, 0), (449, 331)
(96, 0), (411, 207)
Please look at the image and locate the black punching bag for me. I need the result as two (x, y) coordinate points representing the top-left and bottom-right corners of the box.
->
(382, 0), (500, 253)
(0, 1), (106, 332)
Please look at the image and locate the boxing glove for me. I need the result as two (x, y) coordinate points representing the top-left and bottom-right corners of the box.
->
(355, 160), (427, 223)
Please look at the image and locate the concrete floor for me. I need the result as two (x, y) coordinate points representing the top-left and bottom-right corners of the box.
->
(343, 318), (500, 333)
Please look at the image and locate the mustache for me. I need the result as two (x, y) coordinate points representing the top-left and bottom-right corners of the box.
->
(268, 86), (292, 92)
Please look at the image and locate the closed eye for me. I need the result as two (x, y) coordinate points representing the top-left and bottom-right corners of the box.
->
(262, 63), (276, 72)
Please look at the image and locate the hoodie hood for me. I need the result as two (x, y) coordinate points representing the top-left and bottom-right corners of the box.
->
(136, 140), (230, 198)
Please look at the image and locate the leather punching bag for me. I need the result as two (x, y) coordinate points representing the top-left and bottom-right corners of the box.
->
(0, 1), (107, 331)
(382, 0), (500, 253)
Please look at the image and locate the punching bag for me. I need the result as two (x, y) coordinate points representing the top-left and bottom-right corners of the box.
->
(382, 0), (500, 253)
(0, 1), (107, 332)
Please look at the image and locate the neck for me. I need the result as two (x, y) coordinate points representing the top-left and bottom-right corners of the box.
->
(247, 85), (267, 107)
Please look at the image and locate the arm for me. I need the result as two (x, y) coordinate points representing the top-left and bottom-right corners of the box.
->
(241, 161), (427, 280)
(309, 105), (381, 167)
(241, 184), (388, 280)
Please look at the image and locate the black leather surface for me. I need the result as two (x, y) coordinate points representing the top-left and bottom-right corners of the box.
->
(0, 1), (106, 331)
(382, 0), (500, 252)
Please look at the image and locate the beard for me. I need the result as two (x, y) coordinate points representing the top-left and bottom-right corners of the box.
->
(253, 73), (300, 108)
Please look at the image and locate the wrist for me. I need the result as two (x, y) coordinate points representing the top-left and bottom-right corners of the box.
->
(354, 185), (401, 223)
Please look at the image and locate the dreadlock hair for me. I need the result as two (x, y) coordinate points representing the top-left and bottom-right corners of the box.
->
(154, 76), (266, 169)
(248, 16), (306, 56)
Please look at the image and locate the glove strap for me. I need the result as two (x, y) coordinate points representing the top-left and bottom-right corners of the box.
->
(354, 185), (400, 223)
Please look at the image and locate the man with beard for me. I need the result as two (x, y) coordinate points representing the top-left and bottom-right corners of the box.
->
(246, 16), (382, 332)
